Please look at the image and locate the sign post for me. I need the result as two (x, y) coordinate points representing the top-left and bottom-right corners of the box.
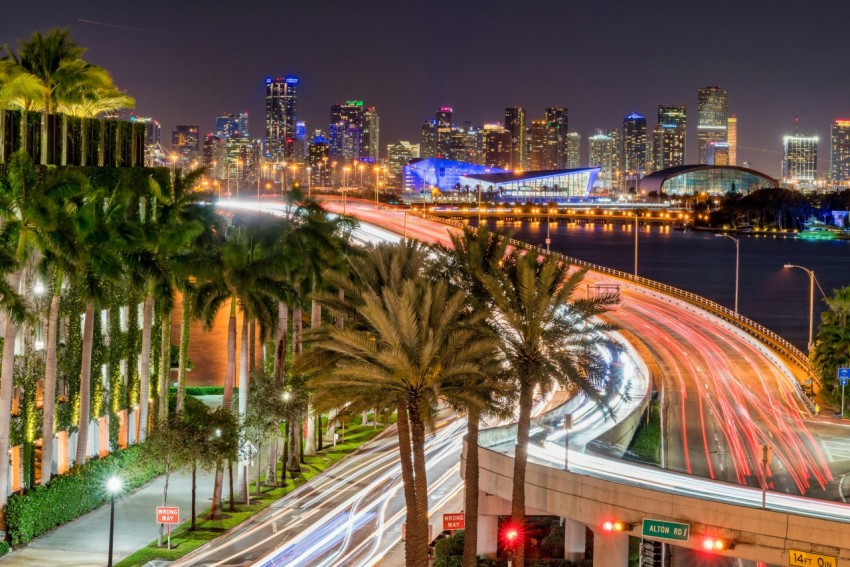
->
(443, 513), (465, 534)
(156, 506), (180, 550)
(761, 445), (772, 509)
(641, 519), (690, 542)
(838, 368), (850, 417)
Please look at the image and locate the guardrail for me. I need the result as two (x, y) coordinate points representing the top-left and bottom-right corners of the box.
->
(412, 211), (820, 387)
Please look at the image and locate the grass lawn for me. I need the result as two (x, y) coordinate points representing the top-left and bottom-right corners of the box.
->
(115, 420), (390, 566)
(628, 400), (661, 465)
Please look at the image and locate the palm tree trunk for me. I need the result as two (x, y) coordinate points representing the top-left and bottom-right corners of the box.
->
(273, 303), (287, 387)
(138, 295), (154, 442)
(304, 299), (320, 456)
(462, 406), (480, 567)
(212, 298), (238, 515)
(396, 402), (421, 567)
(236, 315), (250, 503)
(176, 292), (191, 413)
(511, 381), (534, 567)
(0, 272), (21, 508)
(75, 303), (95, 465)
(408, 396), (430, 567)
(158, 462), (171, 547)
(40, 286), (61, 485)
(287, 409), (301, 472)
(191, 461), (197, 529)
(293, 304), (302, 357)
(158, 309), (172, 424)
(248, 321), (255, 372)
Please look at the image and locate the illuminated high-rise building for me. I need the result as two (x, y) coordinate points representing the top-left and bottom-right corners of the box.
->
(831, 120), (850, 185)
(265, 75), (299, 160)
(697, 86), (728, 164)
(589, 128), (617, 188)
(420, 121), (436, 159)
(202, 134), (227, 180)
(566, 132), (581, 169)
(544, 107), (568, 168)
(621, 113), (647, 180)
(706, 142), (730, 165)
(308, 136), (331, 186)
(481, 124), (512, 170)
(505, 107), (526, 169)
(783, 135), (818, 186)
(171, 124), (199, 168)
(363, 106), (380, 160)
(435, 107), (453, 158)
(654, 105), (686, 170)
(215, 113), (249, 139)
(727, 115), (737, 165)
(387, 141), (420, 184)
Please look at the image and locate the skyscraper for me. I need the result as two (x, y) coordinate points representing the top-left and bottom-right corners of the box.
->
(435, 107), (453, 159)
(566, 132), (581, 169)
(505, 107), (526, 170)
(265, 75), (299, 161)
(697, 86), (728, 164)
(215, 113), (249, 139)
(202, 134), (227, 180)
(363, 107), (380, 160)
(529, 120), (548, 170)
(831, 120), (850, 186)
(308, 136), (330, 186)
(727, 115), (737, 166)
(387, 141), (420, 184)
(783, 135), (818, 186)
(621, 113), (647, 180)
(420, 121), (436, 159)
(654, 105), (686, 170)
(544, 107), (568, 168)
(329, 100), (367, 160)
(481, 124), (512, 170)
(588, 129), (617, 188)
(171, 124), (199, 168)
(706, 142), (730, 165)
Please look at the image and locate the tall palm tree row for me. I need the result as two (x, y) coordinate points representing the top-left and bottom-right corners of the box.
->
(299, 240), (500, 567)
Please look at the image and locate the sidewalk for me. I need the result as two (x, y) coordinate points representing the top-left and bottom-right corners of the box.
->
(0, 470), (216, 567)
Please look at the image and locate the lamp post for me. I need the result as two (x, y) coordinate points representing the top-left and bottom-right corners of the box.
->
(106, 476), (122, 567)
(477, 184), (482, 225)
(784, 263), (815, 351)
(343, 166), (351, 215)
(307, 166), (312, 198)
(715, 234), (740, 315)
(633, 212), (639, 278)
(546, 205), (551, 253)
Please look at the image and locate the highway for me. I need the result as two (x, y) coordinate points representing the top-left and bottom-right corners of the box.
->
(209, 199), (850, 567)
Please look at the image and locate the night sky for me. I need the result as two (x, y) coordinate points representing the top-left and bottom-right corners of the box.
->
(4, 0), (849, 176)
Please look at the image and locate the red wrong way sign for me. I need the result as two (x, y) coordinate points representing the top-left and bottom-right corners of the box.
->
(443, 513), (465, 531)
(156, 506), (180, 525)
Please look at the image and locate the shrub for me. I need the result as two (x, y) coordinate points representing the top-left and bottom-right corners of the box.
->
(5, 445), (164, 546)
(434, 530), (464, 567)
(0, 541), (9, 556)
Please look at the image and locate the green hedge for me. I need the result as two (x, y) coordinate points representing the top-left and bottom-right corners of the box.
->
(168, 386), (233, 396)
(5, 445), (165, 546)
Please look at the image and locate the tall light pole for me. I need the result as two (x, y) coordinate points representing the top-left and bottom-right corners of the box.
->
(546, 205), (551, 253)
(477, 184), (482, 225)
(715, 234), (740, 315)
(106, 476), (122, 567)
(307, 166), (312, 198)
(633, 212), (639, 278)
(784, 264), (815, 351)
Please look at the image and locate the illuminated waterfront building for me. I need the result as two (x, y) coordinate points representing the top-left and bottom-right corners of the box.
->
(830, 120), (850, 185)
(621, 113), (647, 182)
(481, 123), (512, 169)
(544, 107), (569, 168)
(641, 165), (777, 196)
(727, 115), (737, 165)
(588, 128), (618, 188)
(697, 86), (728, 164)
(566, 131), (581, 169)
(783, 135), (818, 186)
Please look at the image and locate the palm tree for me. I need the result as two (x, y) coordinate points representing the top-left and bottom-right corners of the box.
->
(194, 217), (291, 511)
(71, 187), (132, 466)
(301, 241), (495, 567)
(813, 286), (850, 396)
(3, 29), (134, 163)
(481, 249), (620, 567)
(0, 151), (82, 504)
(435, 225), (511, 565)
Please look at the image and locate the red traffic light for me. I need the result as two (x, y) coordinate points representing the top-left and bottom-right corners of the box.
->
(702, 537), (734, 552)
(500, 522), (522, 550)
(602, 520), (633, 532)
(506, 529), (518, 542)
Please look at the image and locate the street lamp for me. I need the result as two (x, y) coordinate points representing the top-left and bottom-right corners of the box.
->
(633, 212), (639, 278)
(784, 264), (815, 351)
(106, 476), (123, 567)
(715, 234), (740, 315)
(546, 205), (552, 253)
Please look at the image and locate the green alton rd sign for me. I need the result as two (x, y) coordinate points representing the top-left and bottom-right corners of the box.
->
(641, 519), (690, 542)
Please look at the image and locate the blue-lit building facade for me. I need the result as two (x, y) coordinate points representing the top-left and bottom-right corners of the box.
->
(461, 168), (599, 202)
(403, 159), (600, 202)
(640, 165), (777, 196)
(403, 158), (505, 194)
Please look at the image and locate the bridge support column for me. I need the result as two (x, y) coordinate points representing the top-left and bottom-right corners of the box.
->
(477, 514), (499, 557)
(592, 530), (628, 567)
(563, 518), (586, 561)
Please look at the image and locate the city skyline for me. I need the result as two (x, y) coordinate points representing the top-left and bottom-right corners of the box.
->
(4, 0), (850, 177)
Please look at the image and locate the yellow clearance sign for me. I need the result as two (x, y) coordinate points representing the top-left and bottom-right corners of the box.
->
(788, 549), (837, 567)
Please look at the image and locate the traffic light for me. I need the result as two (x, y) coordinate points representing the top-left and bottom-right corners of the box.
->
(500, 522), (522, 551)
(702, 536), (735, 552)
(602, 520), (634, 532)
